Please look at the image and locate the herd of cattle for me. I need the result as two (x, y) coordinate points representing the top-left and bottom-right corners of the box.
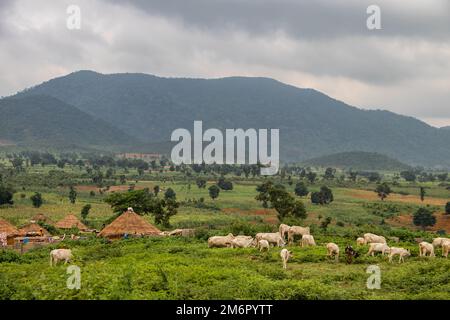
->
(47, 223), (449, 269)
(207, 224), (450, 269)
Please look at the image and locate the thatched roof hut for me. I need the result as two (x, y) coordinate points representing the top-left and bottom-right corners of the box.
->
(31, 213), (54, 225)
(98, 208), (161, 239)
(55, 214), (88, 231)
(19, 223), (51, 237)
(0, 218), (21, 245)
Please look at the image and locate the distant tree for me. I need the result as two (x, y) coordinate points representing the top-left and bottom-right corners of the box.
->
(367, 172), (381, 183)
(311, 186), (334, 205)
(217, 177), (233, 190)
(0, 185), (14, 206)
(445, 202), (450, 215)
(306, 171), (317, 184)
(119, 175), (126, 184)
(89, 191), (95, 197)
(419, 187), (426, 202)
(164, 187), (176, 200)
(208, 185), (220, 200)
(294, 182), (309, 197)
(323, 167), (335, 180)
(68, 186), (77, 204)
(81, 204), (92, 221)
(375, 182), (392, 201)
(320, 217), (332, 230)
(400, 170), (416, 182)
(348, 171), (358, 182)
(413, 207), (436, 230)
(153, 185), (160, 196)
(11, 157), (24, 171)
(436, 173), (448, 182)
(105, 168), (114, 179)
(30, 192), (43, 208)
(195, 177), (207, 189)
(105, 189), (155, 214)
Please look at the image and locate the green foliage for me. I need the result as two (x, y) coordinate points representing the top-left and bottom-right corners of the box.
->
(164, 188), (176, 200)
(311, 186), (334, 205)
(81, 204), (92, 221)
(375, 182), (392, 201)
(68, 186), (77, 204)
(294, 181), (308, 197)
(445, 202), (450, 215)
(0, 185), (15, 206)
(195, 177), (207, 189)
(30, 192), (43, 208)
(217, 177), (233, 191)
(105, 189), (156, 215)
(413, 208), (436, 230)
(208, 185), (220, 200)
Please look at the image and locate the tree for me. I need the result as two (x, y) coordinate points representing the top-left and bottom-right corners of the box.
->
(400, 170), (416, 182)
(119, 175), (127, 185)
(81, 204), (92, 220)
(164, 188), (176, 200)
(294, 182), (309, 197)
(217, 177), (233, 190)
(348, 171), (358, 182)
(195, 177), (207, 189)
(445, 202), (450, 215)
(30, 192), (43, 208)
(310, 186), (334, 205)
(320, 217), (332, 230)
(208, 185), (220, 200)
(323, 167), (335, 180)
(419, 187), (426, 202)
(153, 185), (160, 196)
(413, 207), (436, 230)
(306, 171), (317, 184)
(375, 182), (392, 201)
(68, 186), (77, 204)
(0, 185), (14, 206)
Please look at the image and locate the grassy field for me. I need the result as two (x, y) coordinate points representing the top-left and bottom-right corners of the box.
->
(0, 165), (449, 300)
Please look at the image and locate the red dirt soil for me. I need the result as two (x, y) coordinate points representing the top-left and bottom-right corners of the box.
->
(347, 189), (448, 206)
(388, 212), (450, 233)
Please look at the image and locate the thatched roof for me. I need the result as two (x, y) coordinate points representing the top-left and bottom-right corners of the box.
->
(0, 218), (20, 237)
(98, 209), (161, 238)
(31, 213), (54, 225)
(55, 215), (88, 231)
(19, 223), (51, 237)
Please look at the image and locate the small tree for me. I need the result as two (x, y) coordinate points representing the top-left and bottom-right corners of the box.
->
(419, 187), (426, 202)
(375, 182), (392, 201)
(30, 192), (43, 208)
(164, 188), (176, 200)
(81, 204), (92, 221)
(306, 172), (317, 184)
(208, 185), (220, 200)
(68, 186), (77, 204)
(445, 201), (450, 215)
(294, 182), (309, 197)
(196, 177), (207, 189)
(413, 207), (436, 230)
(320, 217), (332, 230)
(0, 185), (15, 206)
(153, 185), (160, 196)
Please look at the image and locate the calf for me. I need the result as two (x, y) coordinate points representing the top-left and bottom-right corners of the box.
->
(419, 242), (435, 257)
(367, 243), (390, 257)
(326, 243), (339, 262)
(301, 234), (316, 247)
(287, 226), (310, 244)
(258, 239), (270, 252)
(50, 249), (73, 266)
(280, 248), (293, 269)
(388, 247), (410, 263)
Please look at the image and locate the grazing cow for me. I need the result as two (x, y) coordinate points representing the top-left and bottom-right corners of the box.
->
(287, 226), (310, 244)
(432, 237), (450, 248)
(279, 224), (290, 241)
(258, 239), (270, 252)
(366, 243), (390, 257)
(326, 243), (339, 262)
(50, 249), (73, 266)
(356, 237), (366, 246)
(301, 234), (316, 247)
(280, 248), (293, 269)
(363, 233), (386, 244)
(419, 242), (435, 257)
(230, 236), (254, 248)
(208, 233), (235, 248)
(255, 232), (286, 247)
(388, 247), (410, 263)
(168, 228), (196, 237)
(442, 242), (449, 258)
(345, 245), (359, 264)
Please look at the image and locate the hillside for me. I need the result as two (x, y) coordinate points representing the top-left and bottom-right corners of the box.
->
(302, 151), (411, 171)
(0, 95), (138, 148)
(14, 70), (450, 167)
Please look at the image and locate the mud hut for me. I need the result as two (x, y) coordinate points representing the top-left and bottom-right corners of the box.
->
(0, 218), (21, 245)
(55, 214), (88, 231)
(31, 213), (54, 225)
(98, 208), (161, 239)
(19, 223), (51, 237)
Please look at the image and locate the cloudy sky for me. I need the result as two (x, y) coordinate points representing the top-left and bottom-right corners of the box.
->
(0, 0), (449, 127)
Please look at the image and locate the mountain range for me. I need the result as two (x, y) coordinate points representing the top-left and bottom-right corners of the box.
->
(1, 70), (449, 168)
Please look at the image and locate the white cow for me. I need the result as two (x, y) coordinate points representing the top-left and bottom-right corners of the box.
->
(230, 236), (254, 248)
(301, 234), (316, 247)
(442, 242), (449, 258)
(279, 224), (290, 241)
(366, 243), (390, 257)
(287, 226), (310, 244)
(255, 232), (286, 247)
(258, 239), (270, 252)
(432, 237), (450, 248)
(280, 248), (293, 269)
(363, 233), (386, 244)
(419, 242), (435, 257)
(388, 247), (410, 263)
(50, 249), (73, 266)
(208, 233), (235, 248)
(326, 243), (339, 262)
(356, 237), (366, 246)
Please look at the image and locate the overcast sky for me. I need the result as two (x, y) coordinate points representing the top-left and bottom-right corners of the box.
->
(0, 0), (449, 127)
